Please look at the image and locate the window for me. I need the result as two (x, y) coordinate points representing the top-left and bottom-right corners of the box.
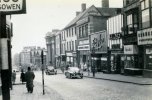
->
(142, 9), (150, 28)
(85, 24), (88, 37)
(69, 41), (71, 51)
(66, 30), (68, 37)
(72, 41), (74, 51)
(69, 29), (71, 37)
(72, 28), (74, 36)
(82, 26), (84, 37)
(67, 42), (68, 51)
(75, 27), (77, 35)
(79, 27), (82, 38)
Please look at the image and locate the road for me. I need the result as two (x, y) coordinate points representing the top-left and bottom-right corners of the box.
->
(34, 71), (152, 100)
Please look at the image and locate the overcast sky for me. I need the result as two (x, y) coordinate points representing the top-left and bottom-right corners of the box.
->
(11, 0), (123, 56)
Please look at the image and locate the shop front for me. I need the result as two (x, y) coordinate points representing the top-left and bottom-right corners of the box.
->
(77, 44), (90, 70)
(123, 45), (142, 75)
(66, 52), (77, 67)
(137, 28), (152, 77)
(90, 31), (109, 73)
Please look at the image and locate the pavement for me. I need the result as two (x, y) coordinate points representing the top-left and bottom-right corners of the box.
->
(57, 69), (152, 85)
(83, 71), (152, 85)
(0, 73), (64, 100)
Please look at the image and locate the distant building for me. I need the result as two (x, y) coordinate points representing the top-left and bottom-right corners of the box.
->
(45, 29), (60, 68)
(19, 46), (46, 70)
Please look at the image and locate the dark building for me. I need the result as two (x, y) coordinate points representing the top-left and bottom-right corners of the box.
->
(137, 0), (152, 77)
(122, 0), (142, 75)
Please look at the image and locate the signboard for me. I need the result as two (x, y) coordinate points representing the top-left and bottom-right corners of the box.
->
(137, 28), (152, 45)
(0, 0), (26, 14)
(146, 48), (152, 54)
(0, 38), (8, 70)
(90, 30), (108, 53)
(124, 45), (138, 54)
(78, 45), (90, 50)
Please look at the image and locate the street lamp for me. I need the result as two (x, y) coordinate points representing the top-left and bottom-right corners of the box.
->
(41, 50), (45, 95)
(91, 46), (95, 77)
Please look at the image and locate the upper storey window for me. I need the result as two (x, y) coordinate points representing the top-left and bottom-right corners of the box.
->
(141, 0), (150, 28)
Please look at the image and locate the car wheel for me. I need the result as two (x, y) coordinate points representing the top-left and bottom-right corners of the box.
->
(80, 76), (83, 79)
(70, 74), (72, 79)
(65, 73), (68, 78)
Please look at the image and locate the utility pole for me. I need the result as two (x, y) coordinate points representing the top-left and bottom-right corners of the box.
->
(41, 50), (45, 95)
(0, 14), (10, 100)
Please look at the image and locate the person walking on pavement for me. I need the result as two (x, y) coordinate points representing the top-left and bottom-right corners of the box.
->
(12, 70), (16, 85)
(20, 69), (26, 84)
(25, 67), (35, 93)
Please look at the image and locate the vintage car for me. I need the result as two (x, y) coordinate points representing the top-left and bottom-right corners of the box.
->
(65, 67), (83, 79)
(45, 66), (57, 75)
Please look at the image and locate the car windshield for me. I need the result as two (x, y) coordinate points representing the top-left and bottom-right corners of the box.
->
(69, 67), (79, 71)
(47, 67), (54, 70)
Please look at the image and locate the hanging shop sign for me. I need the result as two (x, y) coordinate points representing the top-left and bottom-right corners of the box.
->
(0, 0), (26, 14)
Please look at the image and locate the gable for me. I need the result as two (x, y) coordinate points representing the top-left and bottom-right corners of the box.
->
(82, 6), (102, 18)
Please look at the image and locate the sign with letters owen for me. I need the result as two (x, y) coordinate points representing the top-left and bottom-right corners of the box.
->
(0, 0), (26, 14)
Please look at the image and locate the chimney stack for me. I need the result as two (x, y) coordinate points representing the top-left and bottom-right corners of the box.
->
(81, 3), (86, 12)
(102, 0), (109, 8)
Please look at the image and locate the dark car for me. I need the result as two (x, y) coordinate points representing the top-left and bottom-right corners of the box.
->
(65, 67), (83, 79)
(45, 66), (57, 75)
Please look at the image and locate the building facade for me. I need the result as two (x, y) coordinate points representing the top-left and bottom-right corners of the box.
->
(19, 46), (46, 70)
(137, 0), (152, 77)
(55, 31), (61, 68)
(107, 14), (124, 74)
(45, 30), (60, 68)
(122, 0), (142, 75)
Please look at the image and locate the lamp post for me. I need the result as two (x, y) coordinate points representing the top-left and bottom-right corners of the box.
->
(91, 46), (95, 77)
(41, 50), (45, 95)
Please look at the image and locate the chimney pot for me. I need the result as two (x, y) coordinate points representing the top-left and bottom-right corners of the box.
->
(81, 3), (86, 12)
(102, 0), (109, 8)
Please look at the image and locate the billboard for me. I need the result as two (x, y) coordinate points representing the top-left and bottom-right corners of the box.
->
(90, 30), (108, 53)
(0, 0), (26, 14)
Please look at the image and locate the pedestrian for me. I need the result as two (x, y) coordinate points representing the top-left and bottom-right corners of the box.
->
(25, 67), (35, 93)
(12, 70), (16, 85)
(20, 69), (26, 84)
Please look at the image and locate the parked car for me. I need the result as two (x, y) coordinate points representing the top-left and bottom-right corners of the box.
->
(45, 66), (57, 75)
(65, 67), (83, 79)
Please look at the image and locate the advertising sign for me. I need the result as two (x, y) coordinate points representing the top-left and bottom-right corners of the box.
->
(0, 0), (26, 14)
(137, 28), (152, 45)
(124, 45), (138, 54)
(90, 30), (107, 53)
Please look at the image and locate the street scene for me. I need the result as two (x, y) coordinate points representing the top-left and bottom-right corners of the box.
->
(0, 0), (152, 100)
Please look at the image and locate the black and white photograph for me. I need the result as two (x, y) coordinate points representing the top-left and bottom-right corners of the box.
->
(0, 0), (152, 100)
